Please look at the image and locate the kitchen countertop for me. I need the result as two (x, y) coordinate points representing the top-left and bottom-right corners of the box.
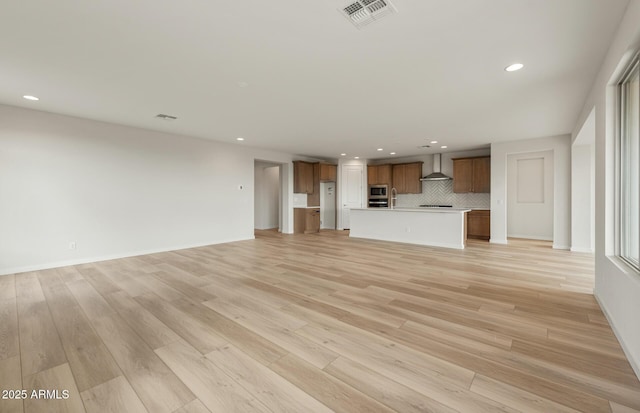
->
(354, 207), (470, 213)
(350, 207), (468, 249)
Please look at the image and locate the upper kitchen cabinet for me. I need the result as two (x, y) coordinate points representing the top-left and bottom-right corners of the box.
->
(308, 162), (321, 206)
(319, 164), (337, 182)
(392, 162), (423, 194)
(293, 161), (314, 194)
(367, 164), (392, 186)
(452, 156), (490, 193)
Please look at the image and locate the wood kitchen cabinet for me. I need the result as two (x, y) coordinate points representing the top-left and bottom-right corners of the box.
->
(392, 162), (423, 194)
(319, 164), (337, 182)
(466, 209), (490, 240)
(367, 164), (392, 186)
(294, 208), (320, 234)
(308, 163), (321, 207)
(293, 161), (314, 194)
(452, 156), (490, 193)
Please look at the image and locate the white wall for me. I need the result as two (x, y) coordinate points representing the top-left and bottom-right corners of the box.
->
(254, 164), (280, 230)
(571, 0), (640, 378)
(0, 104), (294, 275)
(490, 135), (571, 249)
(571, 144), (595, 252)
(571, 107), (596, 253)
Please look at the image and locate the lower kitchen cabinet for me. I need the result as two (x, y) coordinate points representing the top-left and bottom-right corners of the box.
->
(294, 208), (320, 234)
(466, 209), (490, 240)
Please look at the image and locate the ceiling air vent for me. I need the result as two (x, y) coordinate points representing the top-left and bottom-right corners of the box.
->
(155, 114), (178, 121)
(340, 0), (396, 29)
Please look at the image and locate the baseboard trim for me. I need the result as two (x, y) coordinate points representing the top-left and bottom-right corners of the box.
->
(552, 244), (570, 250)
(0, 236), (254, 276)
(489, 238), (508, 244)
(570, 246), (594, 253)
(595, 293), (640, 381)
(508, 234), (553, 241)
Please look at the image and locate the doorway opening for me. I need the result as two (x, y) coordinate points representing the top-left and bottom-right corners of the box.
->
(254, 160), (282, 232)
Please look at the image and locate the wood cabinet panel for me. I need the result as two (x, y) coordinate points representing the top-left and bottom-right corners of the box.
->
(404, 163), (423, 193)
(294, 208), (320, 234)
(319, 164), (337, 182)
(367, 166), (377, 186)
(467, 209), (490, 240)
(453, 159), (474, 193)
(308, 163), (320, 207)
(293, 161), (314, 194)
(377, 165), (392, 186)
(392, 162), (422, 194)
(368, 165), (392, 186)
(453, 156), (490, 193)
(392, 164), (406, 192)
(472, 157), (491, 193)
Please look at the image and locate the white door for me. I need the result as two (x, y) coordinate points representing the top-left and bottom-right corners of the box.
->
(341, 165), (363, 229)
(320, 182), (336, 229)
(507, 150), (554, 240)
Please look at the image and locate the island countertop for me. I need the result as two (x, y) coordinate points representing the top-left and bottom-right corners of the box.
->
(349, 207), (469, 249)
(351, 207), (471, 213)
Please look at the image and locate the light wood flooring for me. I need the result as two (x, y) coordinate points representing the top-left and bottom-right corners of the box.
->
(1, 230), (640, 413)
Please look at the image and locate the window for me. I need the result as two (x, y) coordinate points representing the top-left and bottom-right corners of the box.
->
(618, 55), (639, 270)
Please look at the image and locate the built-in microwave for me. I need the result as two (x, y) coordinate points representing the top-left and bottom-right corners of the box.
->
(369, 184), (388, 199)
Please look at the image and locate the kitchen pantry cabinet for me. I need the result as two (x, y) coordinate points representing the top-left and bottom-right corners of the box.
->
(308, 163), (321, 207)
(294, 208), (320, 233)
(466, 209), (490, 240)
(293, 161), (314, 194)
(392, 162), (423, 194)
(367, 164), (392, 186)
(452, 156), (490, 193)
(319, 164), (337, 182)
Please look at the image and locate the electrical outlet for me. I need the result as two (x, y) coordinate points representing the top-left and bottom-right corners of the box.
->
(405, 227), (411, 233)
(69, 241), (77, 250)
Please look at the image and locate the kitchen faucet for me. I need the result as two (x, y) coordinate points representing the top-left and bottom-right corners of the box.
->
(390, 187), (397, 209)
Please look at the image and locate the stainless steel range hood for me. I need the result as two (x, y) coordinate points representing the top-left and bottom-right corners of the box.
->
(420, 154), (452, 181)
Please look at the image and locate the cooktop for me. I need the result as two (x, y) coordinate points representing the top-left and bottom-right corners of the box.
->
(419, 204), (453, 208)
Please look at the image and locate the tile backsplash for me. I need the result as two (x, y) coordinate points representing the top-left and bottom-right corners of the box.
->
(395, 180), (490, 209)
(293, 193), (308, 207)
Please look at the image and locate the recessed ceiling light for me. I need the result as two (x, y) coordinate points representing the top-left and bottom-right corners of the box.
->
(23, 95), (39, 101)
(354, 156), (360, 159)
(389, 152), (396, 155)
(237, 81), (249, 88)
(441, 145), (448, 149)
(430, 140), (438, 144)
(377, 148), (383, 151)
(505, 63), (524, 72)
(341, 153), (347, 156)
(236, 137), (245, 141)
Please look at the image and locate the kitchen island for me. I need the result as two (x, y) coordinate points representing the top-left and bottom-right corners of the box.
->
(349, 207), (471, 249)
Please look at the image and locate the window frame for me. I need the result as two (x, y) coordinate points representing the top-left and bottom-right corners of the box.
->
(616, 53), (640, 272)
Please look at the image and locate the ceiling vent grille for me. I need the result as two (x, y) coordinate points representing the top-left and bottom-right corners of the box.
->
(155, 114), (178, 121)
(340, 0), (396, 29)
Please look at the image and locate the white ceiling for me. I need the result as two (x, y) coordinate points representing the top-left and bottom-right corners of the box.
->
(0, 0), (629, 160)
